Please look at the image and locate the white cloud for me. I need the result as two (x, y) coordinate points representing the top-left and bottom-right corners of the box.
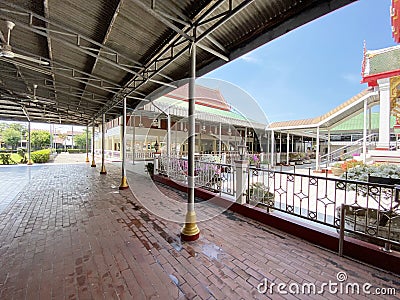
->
(240, 53), (260, 64)
(342, 73), (361, 84)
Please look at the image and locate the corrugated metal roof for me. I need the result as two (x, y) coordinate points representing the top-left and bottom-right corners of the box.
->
(331, 112), (396, 131)
(0, 0), (356, 125)
(268, 89), (380, 130)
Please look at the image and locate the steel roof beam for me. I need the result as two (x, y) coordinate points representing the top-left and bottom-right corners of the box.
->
(0, 8), (145, 78)
(0, 57), (120, 95)
(0, 3), (143, 67)
(79, 0), (123, 103)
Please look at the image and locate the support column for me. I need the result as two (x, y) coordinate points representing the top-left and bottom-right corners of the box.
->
(91, 123), (96, 167)
(132, 114), (136, 164)
(271, 130), (275, 167)
(363, 99), (368, 162)
(368, 107), (372, 137)
(235, 159), (248, 204)
(219, 122), (222, 156)
(291, 134), (294, 153)
(316, 127), (320, 170)
(100, 114), (107, 174)
(278, 132), (282, 165)
(27, 121), (33, 165)
(119, 97), (129, 190)
(327, 129), (331, 164)
(167, 113), (171, 175)
(377, 78), (391, 149)
(286, 132), (290, 165)
(85, 124), (90, 163)
(181, 41), (200, 241)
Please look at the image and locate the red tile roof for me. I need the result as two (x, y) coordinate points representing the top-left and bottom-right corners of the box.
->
(167, 84), (231, 111)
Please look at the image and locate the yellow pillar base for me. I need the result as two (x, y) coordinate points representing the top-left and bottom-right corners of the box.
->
(85, 155), (90, 163)
(100, 164), (107, 174)
(27, 159), (33, 165)
(91, 160), (96, 168)
(181, 210), (200, 241)
(119, 176), (129, 190)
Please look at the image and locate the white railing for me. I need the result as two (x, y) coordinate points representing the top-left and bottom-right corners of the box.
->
(158, 156), (235, 196)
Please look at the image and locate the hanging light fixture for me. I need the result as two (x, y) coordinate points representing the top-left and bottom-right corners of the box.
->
(228, 126), (232, 136)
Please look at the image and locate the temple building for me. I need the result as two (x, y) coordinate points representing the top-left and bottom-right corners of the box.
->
(94, 84), (266, 162)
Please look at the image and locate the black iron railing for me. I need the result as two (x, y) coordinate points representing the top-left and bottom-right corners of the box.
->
(247, 166), (400, 249)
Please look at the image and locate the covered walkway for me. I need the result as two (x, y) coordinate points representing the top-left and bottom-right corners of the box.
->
(0, 159), (399, 299)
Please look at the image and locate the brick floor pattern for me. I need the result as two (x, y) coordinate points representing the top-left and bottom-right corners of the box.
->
(0, 163), (399, 299)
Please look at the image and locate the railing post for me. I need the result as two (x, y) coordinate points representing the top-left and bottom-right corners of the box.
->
(382, 243), (392, 253)
(339, 203), (345, 257)
(235, 159), (248, 204)
(153, 154), (159, 175)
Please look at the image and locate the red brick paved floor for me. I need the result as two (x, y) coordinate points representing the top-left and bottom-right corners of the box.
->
(0, 162), (399, 299)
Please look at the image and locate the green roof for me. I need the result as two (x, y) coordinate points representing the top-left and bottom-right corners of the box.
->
(367, 46), (400, 75)
(331, 112), (396, 131)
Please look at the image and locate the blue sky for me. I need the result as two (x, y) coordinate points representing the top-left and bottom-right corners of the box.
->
(203, 0), (397, 124)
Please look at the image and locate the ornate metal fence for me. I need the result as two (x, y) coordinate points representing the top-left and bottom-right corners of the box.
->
(247, 166), (400, 248)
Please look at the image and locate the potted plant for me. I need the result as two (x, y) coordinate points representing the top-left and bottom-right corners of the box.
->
(331, 162), (345, 176)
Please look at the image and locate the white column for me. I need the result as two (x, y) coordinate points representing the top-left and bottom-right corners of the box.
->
(235, 160), (248, 204)
(278, 132), (282, 164)
(363, 99), (368, 162)
(270, 130), (275, 167)
(291, 134), (294, 152)
(377, 78), (391, 149)
(132, 115), (136, 164)
(286, 132), (290, 164)
(219, 122), (222, 156)
(167, 113), (171, 175)
(316, 127), (320, 170)
(91, 123), (96, 167)
(85, 124), (89, 163)
(327, 129), (331, 164)
(27, 121), (32, 165)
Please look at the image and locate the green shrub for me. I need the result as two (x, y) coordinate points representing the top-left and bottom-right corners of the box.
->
(67, 149), (86, 153)
(31, 149), (51, 163)
(0, 153), (16, 165)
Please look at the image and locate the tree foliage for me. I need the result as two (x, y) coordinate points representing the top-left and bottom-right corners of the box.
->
(0, 122), (27, 149)
(74, 130), (91, 149)
(2, 127), (21, 149)
(31, 130), (50, 150)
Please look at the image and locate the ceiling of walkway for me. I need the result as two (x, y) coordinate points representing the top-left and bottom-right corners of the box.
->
(0, 0), (356, 125)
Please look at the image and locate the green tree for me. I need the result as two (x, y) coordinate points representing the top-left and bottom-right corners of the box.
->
(0, 122), (27, 149)
(3, 127), (21, 149)
(31, 130), (50, 150)
(74, 130), (91, 149)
